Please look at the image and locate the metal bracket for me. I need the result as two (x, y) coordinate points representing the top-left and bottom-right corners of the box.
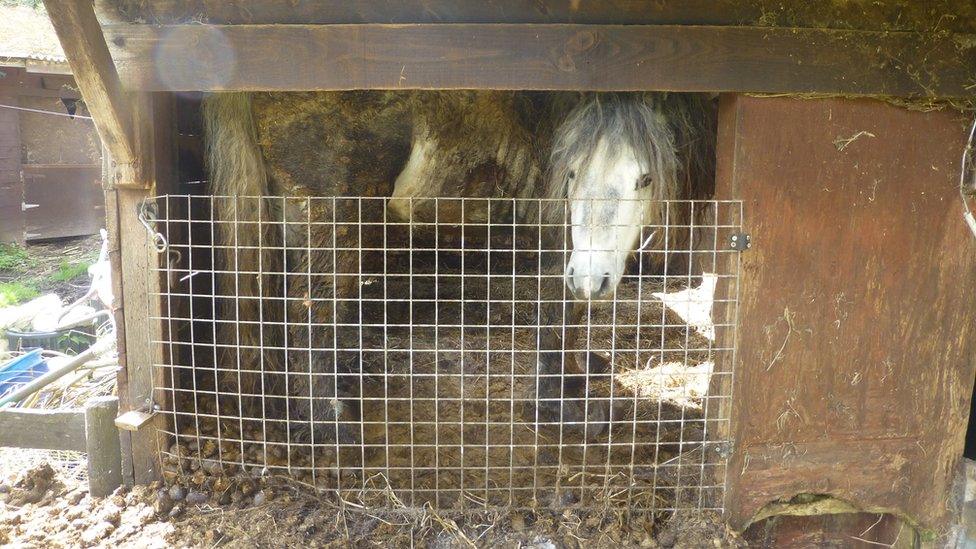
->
(729, 232), (751, 251)
(114, 408), (158, 432)
(713, 441), (733, 459)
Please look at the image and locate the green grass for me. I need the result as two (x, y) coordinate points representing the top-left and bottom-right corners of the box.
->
(0, 244), (31, 272)
(51, 261), (91, 282)
(0, 281), (40, 307)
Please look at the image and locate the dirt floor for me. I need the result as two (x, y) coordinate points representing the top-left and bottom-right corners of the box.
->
(0, 462), (744, 548)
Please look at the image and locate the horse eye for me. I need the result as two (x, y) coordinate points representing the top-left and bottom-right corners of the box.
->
(636, 174), (653, 189)
(568, 170), (576, 180)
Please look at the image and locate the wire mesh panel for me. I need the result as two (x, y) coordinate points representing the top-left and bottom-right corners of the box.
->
(147, 195), (742, 514)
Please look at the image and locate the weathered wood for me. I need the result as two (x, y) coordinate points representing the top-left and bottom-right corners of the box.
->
(0, 67), (82, 99)
(43, 0), (141, 187)
(0, 408), (87, 452)
(0, 93), (24, 244)
(84, 396), (122, 497)
(22, 165), (104, 241)
(93, 0), (976, 33)
(101, 23), (976, 97)
(744, 512), (918, 548)
(111, 93), (174, 485)
(715, 95), (976, 537)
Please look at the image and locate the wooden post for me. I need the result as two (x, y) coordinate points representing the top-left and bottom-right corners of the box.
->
(85, 396), (122, 497)
(715, 94), (976, 539)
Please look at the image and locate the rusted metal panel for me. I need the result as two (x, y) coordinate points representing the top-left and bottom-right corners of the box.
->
(23, 164), (104, 240)
(0, 94), (24, 244)
(715, 95), (976, 536)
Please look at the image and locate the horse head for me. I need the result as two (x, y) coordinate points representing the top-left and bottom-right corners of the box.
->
(548, 93), (713, 300)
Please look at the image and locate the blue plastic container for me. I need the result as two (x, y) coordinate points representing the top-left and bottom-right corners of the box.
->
(0, 349), (49, 395)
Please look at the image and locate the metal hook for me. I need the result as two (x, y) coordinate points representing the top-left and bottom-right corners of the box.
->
(137, 199), (168, 253)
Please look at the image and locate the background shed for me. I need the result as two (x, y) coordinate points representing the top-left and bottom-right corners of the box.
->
(0, 4), (103, 244)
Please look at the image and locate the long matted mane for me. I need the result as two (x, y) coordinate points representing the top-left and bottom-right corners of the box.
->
(544, 92), (716, 253)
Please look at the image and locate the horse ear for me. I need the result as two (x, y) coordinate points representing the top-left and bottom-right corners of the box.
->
(636, 173), (654, 189)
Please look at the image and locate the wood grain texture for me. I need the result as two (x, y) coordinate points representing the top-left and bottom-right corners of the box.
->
(715, 95), (976, 536)
(102, 23), (976, 96)
(0, 67), (82, 99)
(43, 0), (139, 185)
(112, 93), (173, 485)
(93, 0), (976, 33)
(0, 408), (87, 452)
(22, 165), (104, 240)
(0, 94), (24, 244)
(85, 396), (122, 497)
(745, 512), (917, 548)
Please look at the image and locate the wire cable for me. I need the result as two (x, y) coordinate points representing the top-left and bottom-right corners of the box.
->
(0, 102), (93, 120)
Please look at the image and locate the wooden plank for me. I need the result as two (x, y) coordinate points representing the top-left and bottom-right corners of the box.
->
(84, 396), (122, 497)
(112, 93), (172, 485)
(0, 408), (87, 452)
(103, 23), (976, 96)
(23, 165), (105, 240)
(43, 0), (140, 187)
(0, 67), (81, 99)
(93, 0), (976, 33)
(0, 94), (24, 244)
(715, 95), (976, 536)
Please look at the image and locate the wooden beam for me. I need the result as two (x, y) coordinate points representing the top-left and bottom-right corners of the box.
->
(94, 0), (976, 34)
(0, 408), (88, 452)
(103, 23), (976, 97)
(43, 0), (141, 187)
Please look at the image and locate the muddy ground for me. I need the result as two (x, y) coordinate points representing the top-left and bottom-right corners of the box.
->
(0, 462), (744, 548)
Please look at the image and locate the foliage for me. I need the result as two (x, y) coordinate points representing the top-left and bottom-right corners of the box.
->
(0, 243), (31, 272)
(0, 281), (40, 307)
(51, 261), (91, 282)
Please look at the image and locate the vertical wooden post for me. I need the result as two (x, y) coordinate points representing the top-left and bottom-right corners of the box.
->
(715, 94), (976, 538)
(85, 396), (122, 497)
(110, 93), (175, 485)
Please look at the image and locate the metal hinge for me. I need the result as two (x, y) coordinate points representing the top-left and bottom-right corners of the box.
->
(729, 232), (751, 251)
(21, 202), (39, 211)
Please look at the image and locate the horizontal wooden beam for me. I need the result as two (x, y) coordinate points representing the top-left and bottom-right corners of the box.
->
(94, 0), (976, 34)
(0, 408), (87, 452)
(104, 23), (976, 97)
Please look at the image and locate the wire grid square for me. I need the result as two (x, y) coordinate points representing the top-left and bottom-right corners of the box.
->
(148, 195), (741, 514)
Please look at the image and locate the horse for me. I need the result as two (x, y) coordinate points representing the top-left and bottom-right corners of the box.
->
(534, 92), (717, 438)
(201, 90), (714, 447)
(202, 90), (567, 444)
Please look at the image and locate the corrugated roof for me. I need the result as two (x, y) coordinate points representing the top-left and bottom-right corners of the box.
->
(0, 5), (67, 64)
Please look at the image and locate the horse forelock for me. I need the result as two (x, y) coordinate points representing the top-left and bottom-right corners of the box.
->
(545, 93), (691, 223)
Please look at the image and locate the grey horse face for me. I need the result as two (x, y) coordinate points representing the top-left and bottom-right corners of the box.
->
(565, 138), (650, 300)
